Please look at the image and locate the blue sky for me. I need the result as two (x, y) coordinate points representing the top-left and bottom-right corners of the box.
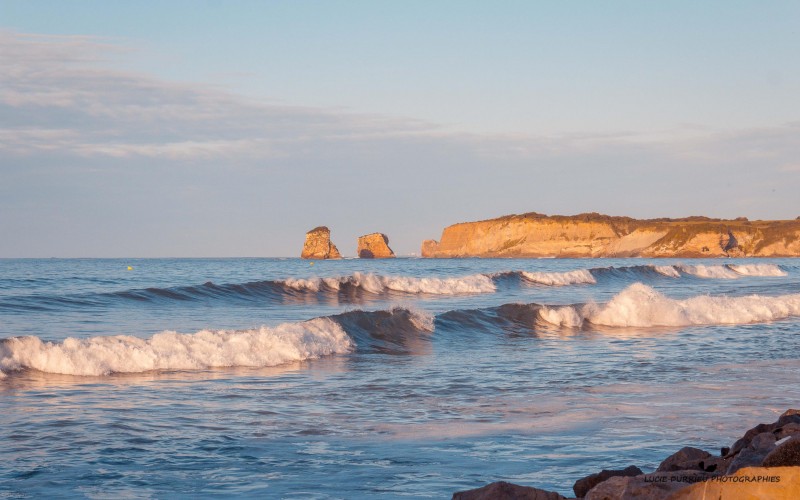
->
(1, 1), (799, 256)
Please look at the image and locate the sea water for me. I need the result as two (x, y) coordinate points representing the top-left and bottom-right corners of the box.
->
(1, 257), (799, 498)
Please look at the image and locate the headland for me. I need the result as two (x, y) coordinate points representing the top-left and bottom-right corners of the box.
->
(422, 213), (800, 258)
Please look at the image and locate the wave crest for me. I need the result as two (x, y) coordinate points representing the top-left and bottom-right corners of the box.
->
(534, 283), (800, 328)
(284, 272), (495, 295)
(331, 307), (435, 355)
(653, 265), (681, 278)
(677, 264), (741, 279)
(675, 263), (786, 279)
(0, 318), (353, 378)
(538, 306), (583, 327)
(727, 264), (787, 277)
(521, 269), (596, 286)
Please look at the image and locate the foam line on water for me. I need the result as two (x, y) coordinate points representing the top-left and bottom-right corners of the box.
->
(283, 272), (496, 294)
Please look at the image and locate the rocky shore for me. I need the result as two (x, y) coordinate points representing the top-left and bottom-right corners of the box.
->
(423, 212), (800, 258)
(453, 409), (800, 499)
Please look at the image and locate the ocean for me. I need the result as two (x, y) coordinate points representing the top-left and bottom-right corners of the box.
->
(1, 257), (799, 498)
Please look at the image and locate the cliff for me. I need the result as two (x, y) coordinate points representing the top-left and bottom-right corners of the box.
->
(357, 232), (396, 258)
(422, 212), (800, 258)
(300, 226), (342, 259)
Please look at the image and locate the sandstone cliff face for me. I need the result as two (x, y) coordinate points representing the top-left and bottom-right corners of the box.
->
(422, 213), (800, 258)
(300, 226), (342, 259)
(357, 233), (395, 258)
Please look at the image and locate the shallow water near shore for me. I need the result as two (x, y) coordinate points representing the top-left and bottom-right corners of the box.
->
(1, 257), (799, 497)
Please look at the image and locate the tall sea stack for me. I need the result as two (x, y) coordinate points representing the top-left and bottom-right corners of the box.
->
(300, 226), (342, 259)
(357, 233), (395, 258)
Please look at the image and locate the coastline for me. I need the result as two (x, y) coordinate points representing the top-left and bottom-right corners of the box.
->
(422, 213), (800, 258)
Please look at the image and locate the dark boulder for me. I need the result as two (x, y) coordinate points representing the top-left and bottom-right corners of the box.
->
(726, 431), (776, 474)
(762, 436), (800, 467)
(584, 471), (716, 500)
(573, 465), (642, 498)
(656, 447), (710, 472)
(453, 481), (567, 500)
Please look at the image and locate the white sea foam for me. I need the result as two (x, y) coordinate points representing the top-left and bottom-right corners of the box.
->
(380, 274), (496, 294)
(521, 269), (596, 286)
(283, 273), (495, 295)
(653, 265), (681, 278)
(283, 278), (325, 292)
(535, 283), (800, 328)
(677, 264), (740, 279)
(727, 264), (787, 277)
(674, 263), (787, 279)
(538, 306), (583, 327)
(0, 317), (353, 378)
(407, 309), (436, 332)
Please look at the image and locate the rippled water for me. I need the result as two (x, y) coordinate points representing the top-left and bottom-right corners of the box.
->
(1, 258), (799, 498)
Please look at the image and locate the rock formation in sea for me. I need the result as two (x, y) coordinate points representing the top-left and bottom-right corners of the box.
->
(451, 409), (800, 499)
(422, 212), (800, 258)
(357, 233), (396, 259)
(300, 226), (342, 259)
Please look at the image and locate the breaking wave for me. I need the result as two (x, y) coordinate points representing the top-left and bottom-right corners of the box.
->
(540, 283), (800, 328)
(437, 283), (800, 333)
(520, 269), (596, 286)
(282, 272), (495, 295)
(653, 265), (682, 278)
(675, 263), (787, 279)
(516, 263), (786, 287)
(0, 274), (497, 313)
(4, 280), (800, 378)
(0, 264), (787, 314)
(0, 308), (434, 378)
(0, 317), (353, 379)
(726, 263), (788, 277)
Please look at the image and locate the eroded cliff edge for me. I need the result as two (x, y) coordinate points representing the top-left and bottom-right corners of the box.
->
(422, 212), (800, 258)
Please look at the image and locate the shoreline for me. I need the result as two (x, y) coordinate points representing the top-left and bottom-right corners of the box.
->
(454, 409), (800, 499)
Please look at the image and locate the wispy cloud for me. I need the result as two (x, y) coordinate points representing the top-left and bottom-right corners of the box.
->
(1, 29), (798, 257)
(2, 29), (799, 167)
(0, 30), (441, 160)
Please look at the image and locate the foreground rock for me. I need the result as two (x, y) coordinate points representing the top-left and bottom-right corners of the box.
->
(454, 409), (800, 499)
(357, 232), (395, 258)
(300, 226), (342, 259)
(422, 212), (800, 257)
(452, 481), (567, 500)
(573, 465), (642, 498)
(669, 466), (800, 499)
(584, 470), (718, 499)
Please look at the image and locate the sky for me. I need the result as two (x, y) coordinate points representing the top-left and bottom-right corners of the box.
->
(1, 1), (799, 257)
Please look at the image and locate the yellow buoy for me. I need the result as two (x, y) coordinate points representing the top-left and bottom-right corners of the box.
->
(310, 262), (314, 266)
(127, 266), (133, 271)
